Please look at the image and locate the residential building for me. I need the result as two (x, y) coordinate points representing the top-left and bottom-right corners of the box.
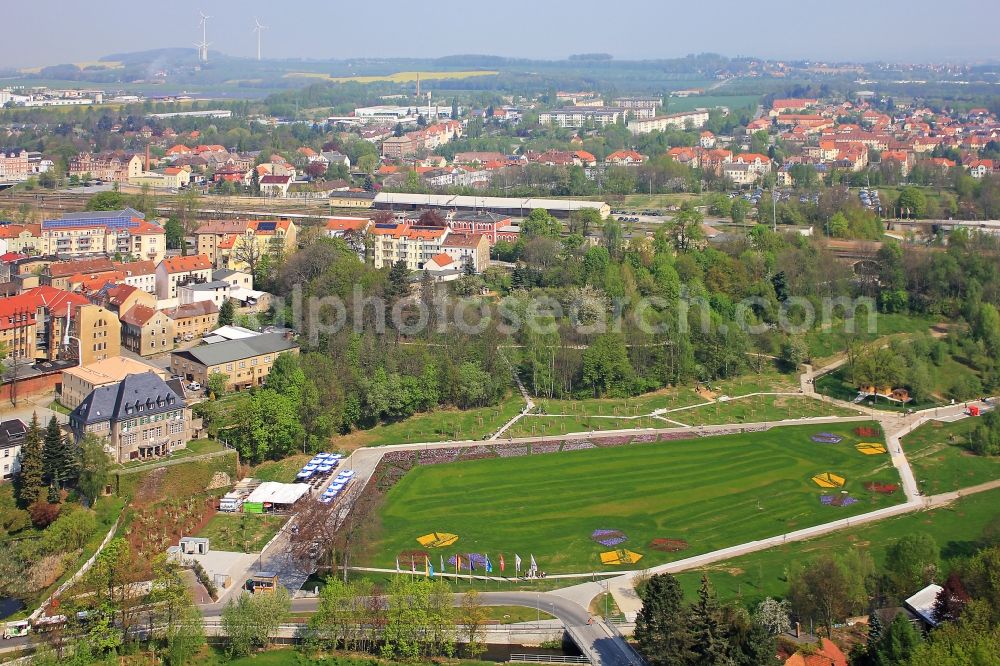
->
(44, 257), (117, 290)
(0, 419), (26, 481)
(120, 304), (174, 356)
(61, 356), (165, 410)
(539, 107), (621, 128)
(164, 300), (219, 342)
(169, 332), (299, 391)
(372, 224), (450, 270)
(70, 373), (192, 463)
(445, 211), (518, 245)
(194, 219), (297, 270)
(155, 255), (213, 299)
(68, 152), (143, 182)
(212, 269), (253, 291)
(91, 282), (156, 317)
(441, 233), (490, 273)
(0, 286), (89, 362)
(627, 110), (710, 135)
(260, 174), (292, 197)
(0, 223), (41, 254)
(382, 135), (420, 159)
(177, 280), (231, 308)
(38, 208), (165, 262)
(113, 260), (158, 294)
(605, 150), (648, 166)
(0, 149), (31, 181)
(69, 303), (121, 366)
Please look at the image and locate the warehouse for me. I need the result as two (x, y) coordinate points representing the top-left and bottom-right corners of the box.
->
(373, 193), (610, 219)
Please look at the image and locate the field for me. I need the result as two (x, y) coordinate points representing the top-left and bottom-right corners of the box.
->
(903, 417), (1000, 494)
(369, 423), (903, 574)
(665, 94), (760, 113)
(803, 313), (938, 364)
(676, 486), (1000, 605)
(285, 70), (499, 84)
(197, 513), (286, 553)
(331, 395), (525, 449)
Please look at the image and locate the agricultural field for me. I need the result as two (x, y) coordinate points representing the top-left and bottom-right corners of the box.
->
(665, 94), (760, 113)
(676, 486), (1000, 605)
(903, 416), (1000, 494)
(368, 423), (903, 575)
(285, 70), (499, 84)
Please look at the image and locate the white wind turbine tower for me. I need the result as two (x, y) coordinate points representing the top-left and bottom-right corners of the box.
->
(195, 12), (211, 63)
(252, 18), (268, 61)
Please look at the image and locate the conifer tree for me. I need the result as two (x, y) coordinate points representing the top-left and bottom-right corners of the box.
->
(14, 412), (45, 508)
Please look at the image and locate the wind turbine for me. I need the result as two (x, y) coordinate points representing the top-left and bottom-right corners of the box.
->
(252, 18), (268, 61)
(195, 12), (211, 63)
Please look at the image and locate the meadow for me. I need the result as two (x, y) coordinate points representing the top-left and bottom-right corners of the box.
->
(369, 423), (903, 574)
(285, 70), (499, 84)
(676, 486), (1000, 605)
(903, 417), (1000, 494)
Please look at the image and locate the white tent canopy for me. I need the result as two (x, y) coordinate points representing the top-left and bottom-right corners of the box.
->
(245, 481), (310, 506)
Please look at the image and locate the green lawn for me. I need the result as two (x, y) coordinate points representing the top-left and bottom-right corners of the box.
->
(675, 395), (861, 427)
(332, 395), (525, 448)
(506, 415), (656, 439)
(803, 313), (937, 364)
(903, 417), (1000, 495)
(369, 423), (903, 574)
(196, 513), (286, 553)
(254, 453), (313, 483)
(676, 486), (1000, 606)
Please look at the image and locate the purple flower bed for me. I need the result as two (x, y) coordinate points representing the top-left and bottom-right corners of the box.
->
(820, 494), (859, 507)
(593, 435), (635, 447)
(497, 444), (528, 458)
(631, 433), (658, 443)
(459, 447), (497, 460)
(383, 451), (417, 465)
(591, 529), (628, 547)
(417, 448), (461, 465)
(447, 553), (487, 571)
(562, 440), (596, 452)
(530, 442), (561, 454)
(811, 432), (844, 444)
(658, 431), (693, 442)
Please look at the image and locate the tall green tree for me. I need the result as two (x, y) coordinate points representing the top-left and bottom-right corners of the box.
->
(221, 586), (290, 658)
(14, 412), (45, 508)
(634, 573), (693, 666)
(874, 612), (922, 665)
(689, 575), (732, 665)
(42, 415), (76, 490)
(218, 299), (235, 326)
(77, 433), (109, 503)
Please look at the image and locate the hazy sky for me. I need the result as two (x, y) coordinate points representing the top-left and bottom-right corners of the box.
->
(4, 0), (999, 68)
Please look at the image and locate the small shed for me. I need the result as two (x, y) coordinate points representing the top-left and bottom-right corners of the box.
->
(246, 571), (279, 594)
(179, 536), (210, 555)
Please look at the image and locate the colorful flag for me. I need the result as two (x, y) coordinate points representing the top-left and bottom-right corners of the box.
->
(411, 556), (416, 574)
(515, 554), (522, 573)
(395, 557), (400, 573)
(425, 556), (431, 578)
(485, 554), (493, 574)
(499, 554), (506, 573)
(530, 554), (537, 573)
(440, 554), (445, 575)
(456, 554), (462, 573)
(469, 554), (476, 571)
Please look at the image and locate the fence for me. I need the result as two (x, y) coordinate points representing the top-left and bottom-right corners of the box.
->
(510, 655), (590, 664)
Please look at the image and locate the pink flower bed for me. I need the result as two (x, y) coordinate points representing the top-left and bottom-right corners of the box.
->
(562, 440), (597, 452)
(530, 442), (561, 454)
(417, 448), (462, 465)
(497, 444), (528, 458)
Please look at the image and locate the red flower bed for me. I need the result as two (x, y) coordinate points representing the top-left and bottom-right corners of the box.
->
(649, 538), (690, 552)
(397, 549), (430, 563)
(855, 426), (881, 437)
(864, 481), (898, 494)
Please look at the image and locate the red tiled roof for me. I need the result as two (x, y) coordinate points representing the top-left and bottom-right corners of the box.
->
(159, 254), (212, 274)
(120, 303), (160, 327)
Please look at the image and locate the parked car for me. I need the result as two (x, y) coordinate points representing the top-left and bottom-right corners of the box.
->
(187, 381), (201, 391)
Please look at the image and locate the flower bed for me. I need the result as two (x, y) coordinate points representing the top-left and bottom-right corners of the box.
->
(593, 435), (634, 447)
(530, 442), (561, 454)
(447, 553), (487, 571)
(855, 426), (881, 437)
(417, 448), (462, 465)
(864, 481), (899, 494)
(383, 451), (418, 465)
(459, 447), (497, 461)
(648, 538), (690, 552)
(591, 529), (628, 547)
(397, 549), (430, 565)
(811, 432), (844, 444)
(658, 431), (694, 442)
(820, 494), (859, 507)
(496, 444), (528, 458)
(562, 439), (597, 452)
(631, 433), (658, 443)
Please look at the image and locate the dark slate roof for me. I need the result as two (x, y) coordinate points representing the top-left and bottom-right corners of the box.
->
(0, 419), (26, 449)
(171, 332), (296, 367)
(71, 372), (185, 426)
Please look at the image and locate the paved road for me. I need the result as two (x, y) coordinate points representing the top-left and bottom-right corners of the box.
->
(201, 591), (640, 666)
